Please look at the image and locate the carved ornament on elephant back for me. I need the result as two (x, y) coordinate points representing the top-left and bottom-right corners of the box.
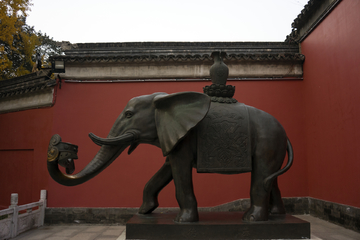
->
(197, 101), (251, 173)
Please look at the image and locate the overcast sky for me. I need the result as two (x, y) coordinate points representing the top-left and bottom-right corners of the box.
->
(26, 0), (308, 43)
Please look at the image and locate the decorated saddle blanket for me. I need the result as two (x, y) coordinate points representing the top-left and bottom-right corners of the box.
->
(197, 101), (252, 173)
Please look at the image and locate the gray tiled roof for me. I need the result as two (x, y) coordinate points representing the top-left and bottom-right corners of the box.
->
(51, 42), (302, 63)
(0, 70), (56, 99)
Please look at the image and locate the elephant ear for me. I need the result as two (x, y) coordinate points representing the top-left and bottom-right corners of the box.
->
(154, 92), (211, 156)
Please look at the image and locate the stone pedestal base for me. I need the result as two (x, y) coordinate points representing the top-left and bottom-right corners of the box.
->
(126, 212), (310, 239)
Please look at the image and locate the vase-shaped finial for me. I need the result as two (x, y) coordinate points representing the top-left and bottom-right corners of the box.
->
(210, 52), (228, 85)
(203, 51), (237, 103)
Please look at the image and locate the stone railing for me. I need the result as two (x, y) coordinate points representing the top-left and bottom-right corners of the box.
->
(0, 190), (47, 240)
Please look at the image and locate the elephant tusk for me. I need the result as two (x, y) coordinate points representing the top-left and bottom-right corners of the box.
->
(128, 142), (139, 155)
(89, 131), (139, 146)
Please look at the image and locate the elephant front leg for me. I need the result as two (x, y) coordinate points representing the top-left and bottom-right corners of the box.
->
(169, 139), (199, 222)
(139, 160), (173, 214)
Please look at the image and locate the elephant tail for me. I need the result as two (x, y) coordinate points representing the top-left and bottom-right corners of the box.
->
(263, 138), (294, 191)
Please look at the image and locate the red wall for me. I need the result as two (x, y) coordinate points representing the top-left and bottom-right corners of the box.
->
(301, 0), (360, 207)
(47, 80), (307, 208)
(0, 108), (53, 209)
(1, 1), (359, 211)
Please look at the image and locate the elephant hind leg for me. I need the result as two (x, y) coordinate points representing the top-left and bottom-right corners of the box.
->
(243, 142), (286, 221)
(243, 177), (285, 221)
(242, 173), (270, 222)
(243, 155), (272, 222)
(269, 178), (286, 215)
(139, 161), (173, 214)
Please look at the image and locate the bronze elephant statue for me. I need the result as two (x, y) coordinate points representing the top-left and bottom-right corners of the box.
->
(47, 91), (293, 223)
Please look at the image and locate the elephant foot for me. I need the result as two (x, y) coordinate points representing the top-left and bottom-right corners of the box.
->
(139, 200), (159, 214)
(269, 204), (286, 215)
(242, 205), (268, 222)
(174, 209), (199, 223)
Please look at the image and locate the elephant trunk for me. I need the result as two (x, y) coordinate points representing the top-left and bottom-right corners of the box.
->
(47, 133), (136, 186)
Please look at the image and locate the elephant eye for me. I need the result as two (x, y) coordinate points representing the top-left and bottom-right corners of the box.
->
(125, 111), (134, 118)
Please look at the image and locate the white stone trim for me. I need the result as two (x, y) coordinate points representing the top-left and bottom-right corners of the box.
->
(60, 61), (303, 81)
(0, 88), (54, 114)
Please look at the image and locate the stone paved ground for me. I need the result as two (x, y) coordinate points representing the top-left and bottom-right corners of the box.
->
(296, 215), (360, 240)
(10, 215), (360, 240)
(11, 225), (125, 240)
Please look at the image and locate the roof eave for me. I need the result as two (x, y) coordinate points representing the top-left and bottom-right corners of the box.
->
(285, 0), (342, 43)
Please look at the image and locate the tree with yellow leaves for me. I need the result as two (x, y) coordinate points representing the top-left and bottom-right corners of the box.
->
(0, 0), (35, 79)
(0, 0), (62, 80)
